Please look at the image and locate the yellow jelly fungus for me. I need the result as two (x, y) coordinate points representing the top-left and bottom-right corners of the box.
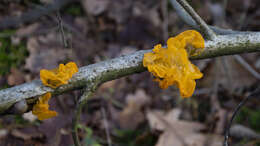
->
(32, 92), (57, 120)
(40, 62), (78, 88)
(143, 30), (204, 98)
(169, 30), (205, 56)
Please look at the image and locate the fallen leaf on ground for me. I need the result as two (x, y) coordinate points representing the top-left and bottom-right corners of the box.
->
(133, 3), (161, 27)
(11, 128), (43, 140)
(147, 109), (222, 146)
(25, 33), (77, 73)
(108, 0), (132, 24)
(230, 124), (260, 139)
(16, 23), (40, 37)
(98, 80), (117, 92)
(0, 129), (8, 139)
(82, 0), (109, 16)
(119, 89), (150, 130)
(7, 68), (25, 85)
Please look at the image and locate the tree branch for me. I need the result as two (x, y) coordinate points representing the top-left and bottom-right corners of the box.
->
(191, 32), (260, 59)
(175, 0), (217, 40)
(72, 101), (84, 146)
(233, 55), (260, 80)
(0, 32), (260, 114)
(0, 50), (148, 114)
(170, 0), (251, 35)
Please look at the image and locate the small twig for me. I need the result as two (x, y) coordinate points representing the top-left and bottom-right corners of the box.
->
(221, 57), (233, 88)
(223, 87), (260, 146)
(30, 3), (86, 39)
(0, 0), (76, 30)
(49, 14), (86, 39)
(222, 0), (228, 21)
(211, 62), (221, 109)
(211, 62), (228, 135)
(72, 83), (99, 146)
(79, 82), (99, 103)
(169, 0), (250, 35)
(233, 55), (260, 80)
(175, 0), (217, 40)
(161, 0), (168, 42)
(72, 101), (84, 146)
(56, 11), (68, 48)
(101, 107), (112, 146)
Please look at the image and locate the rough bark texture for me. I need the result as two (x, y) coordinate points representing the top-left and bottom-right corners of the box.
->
(0, 50), (148, 113)
(192, 32), (260, 59)
(0, 32), (260, 113)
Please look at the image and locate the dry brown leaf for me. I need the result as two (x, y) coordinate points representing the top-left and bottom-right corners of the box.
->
(25, 33), (78, 73)
(200, 56), (256, 91)
(118, 102), (144, 130)
(82, 0), (109, 16)
(215, 109), (227, 134)
(98, 80), (117, 92)
(125, 89), (150, 108)
(7, 68), (25, 86)
(107, 0), (132, 24)
(147, 109), (222, 146)
(119, 89), (150, 130)
(0, 129), (8, 139)
(133, 2), (161, 27)
(119, 46), (137, 56)
(16, 23), (40, 37)
(11, 128), (43, 141)
(11, 129), (31, 140)
(230, 124), (260, 139)
(74, 17), (89, 35)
